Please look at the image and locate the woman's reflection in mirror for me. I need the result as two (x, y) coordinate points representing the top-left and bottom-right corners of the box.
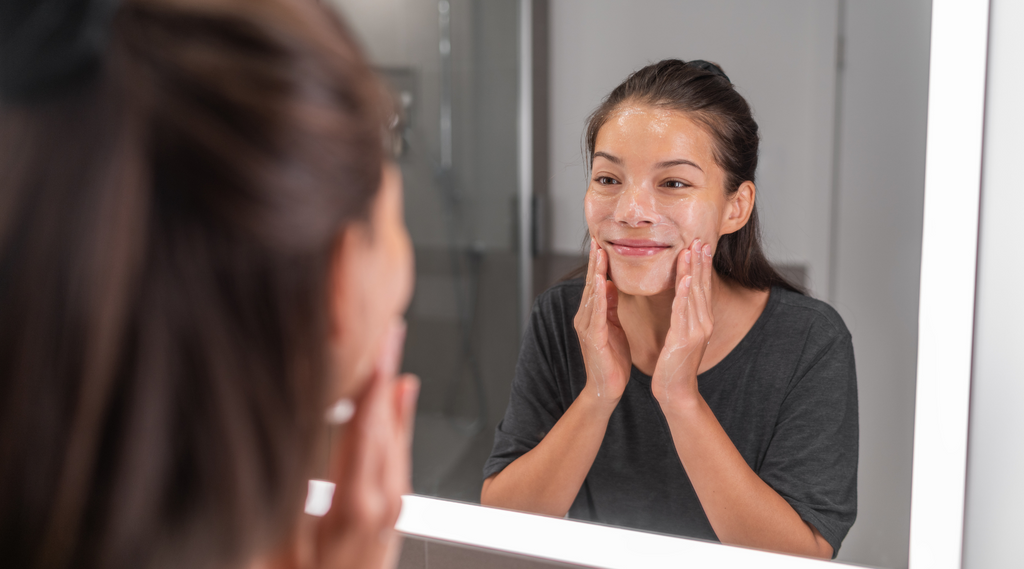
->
(481, 59), (857, 560)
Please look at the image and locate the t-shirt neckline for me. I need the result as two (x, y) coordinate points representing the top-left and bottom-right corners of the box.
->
(630, 286), (783, 385)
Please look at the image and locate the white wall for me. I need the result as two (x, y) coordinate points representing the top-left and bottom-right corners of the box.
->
(829, 2), (931, 568)
(547, 0), (839, 297)
(548, 1), (932, 567)
(961, 0), (1024, 566)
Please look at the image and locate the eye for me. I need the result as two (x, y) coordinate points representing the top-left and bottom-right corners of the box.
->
(594, 176), (619, 186)
(663, 179), (691, 189)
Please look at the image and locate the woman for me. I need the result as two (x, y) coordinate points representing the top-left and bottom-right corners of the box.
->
(0, 1), (416, 569)
(482, 59), (857, 559)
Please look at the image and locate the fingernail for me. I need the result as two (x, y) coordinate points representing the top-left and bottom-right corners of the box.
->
(684, 275), (692, 288)
(684, 250), (691, 264)
(404, 378), (420, 412)
(704, 244), (712, 256)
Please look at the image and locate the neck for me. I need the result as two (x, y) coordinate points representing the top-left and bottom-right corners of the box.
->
(619, 272), (727, 347)
(618, 271), (765, 376)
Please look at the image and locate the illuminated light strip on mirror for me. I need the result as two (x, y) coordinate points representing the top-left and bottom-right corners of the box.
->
(396, 495), (859, 569)
(908, 1), (990, 569)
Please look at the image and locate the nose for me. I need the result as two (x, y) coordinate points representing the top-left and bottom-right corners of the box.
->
(613, 182), (659, 227)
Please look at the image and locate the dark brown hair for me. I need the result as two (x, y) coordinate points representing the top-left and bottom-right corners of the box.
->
(583, 59), (802, 294)
(0, 1), (386, 568)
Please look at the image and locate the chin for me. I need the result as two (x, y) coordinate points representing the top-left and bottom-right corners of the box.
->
(607, 259), (675, 297)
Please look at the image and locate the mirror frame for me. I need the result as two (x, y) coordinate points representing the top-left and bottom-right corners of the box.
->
(395, 1), (990, 567)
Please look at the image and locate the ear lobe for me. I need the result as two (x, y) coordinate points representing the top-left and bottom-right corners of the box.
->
(720, 181), (756, 236)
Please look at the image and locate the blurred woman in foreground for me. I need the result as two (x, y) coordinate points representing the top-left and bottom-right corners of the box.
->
(0, 1), (417, 568)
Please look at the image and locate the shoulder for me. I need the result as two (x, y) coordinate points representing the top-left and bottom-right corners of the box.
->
(767, 287), (851, 346)
(532, 277), (585, 321)
(761, 289), (857, 398)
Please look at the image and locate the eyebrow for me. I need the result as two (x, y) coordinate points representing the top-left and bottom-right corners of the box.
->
(592, 151), (704, 173)
(654, 158), (703, 172)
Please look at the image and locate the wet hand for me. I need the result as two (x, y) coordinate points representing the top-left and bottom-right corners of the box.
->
(651, 239), (714, 408)
(574, 238), (631, 405)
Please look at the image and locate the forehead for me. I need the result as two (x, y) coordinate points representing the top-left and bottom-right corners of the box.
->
(594, 105), (716, 164)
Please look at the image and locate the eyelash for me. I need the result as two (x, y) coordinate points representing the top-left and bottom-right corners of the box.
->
(592, 176), (692, 189)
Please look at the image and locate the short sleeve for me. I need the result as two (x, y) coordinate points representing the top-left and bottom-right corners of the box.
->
(482, 288), (578, 480)
(758, 332), (858, 557)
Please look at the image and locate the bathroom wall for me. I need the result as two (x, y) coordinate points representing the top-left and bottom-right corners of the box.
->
(961, 0), (1024, 566)
(828, 2), (931, 567)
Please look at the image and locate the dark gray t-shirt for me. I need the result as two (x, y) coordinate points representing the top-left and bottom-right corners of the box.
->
(484, 279), (858, 556)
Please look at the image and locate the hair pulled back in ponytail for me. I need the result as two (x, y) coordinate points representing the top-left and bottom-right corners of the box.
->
(584, 59), (803, 294)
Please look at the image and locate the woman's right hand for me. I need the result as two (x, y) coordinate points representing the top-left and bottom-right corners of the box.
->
(574, 238), (631, 404)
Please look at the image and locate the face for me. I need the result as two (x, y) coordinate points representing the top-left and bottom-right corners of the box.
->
(330, 163), (415, 399)
(585, 104), (753, 296)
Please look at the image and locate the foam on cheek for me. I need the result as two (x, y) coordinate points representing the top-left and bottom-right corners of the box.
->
(663, 199), (720, 251)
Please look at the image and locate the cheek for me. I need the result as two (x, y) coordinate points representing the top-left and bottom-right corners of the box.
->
(584, 191), (615, 231)
(662, 200), (721, 246)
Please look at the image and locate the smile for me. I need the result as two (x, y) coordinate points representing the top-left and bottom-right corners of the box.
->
(607, 239), (672, 257)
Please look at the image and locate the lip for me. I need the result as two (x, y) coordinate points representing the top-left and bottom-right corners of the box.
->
(606, 239), (672, 257)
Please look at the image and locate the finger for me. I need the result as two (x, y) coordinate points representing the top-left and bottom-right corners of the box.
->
(585, 237), (598, 288)
(686, 244), (701, 334)
(605, 278), (622, 328)
(592, 251), (609, 340)
(691, 240), (706, 324)
(675, 244), (691, 291)
(700, 243), (715, 328)
(693, 244), (713, 328)
(396, 374), (420, 445)
(673, 272), (693, 334)
(577, 239), (599, 326)
(385, 376), (417, 501)
(702, 243), (714, 292)
(377, 318), (407, 381)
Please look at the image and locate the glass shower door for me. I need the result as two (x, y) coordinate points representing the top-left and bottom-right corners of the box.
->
(328, 0), (527, 503)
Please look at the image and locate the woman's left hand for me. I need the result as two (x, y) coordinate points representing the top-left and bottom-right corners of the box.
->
(651, 239), (715, 408)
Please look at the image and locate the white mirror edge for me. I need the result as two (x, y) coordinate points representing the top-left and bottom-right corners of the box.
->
(396, 1), (991, 568)
(396, 495), (860, 569)
(907, 1), (990, 569)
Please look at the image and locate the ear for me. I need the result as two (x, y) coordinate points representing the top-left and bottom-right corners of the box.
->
(719, 180), (756, 236)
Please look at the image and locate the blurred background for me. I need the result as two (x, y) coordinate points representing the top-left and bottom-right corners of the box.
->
(326, 1), (931, 568)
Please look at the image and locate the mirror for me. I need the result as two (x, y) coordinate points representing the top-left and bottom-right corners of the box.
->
(328, 1), (984, 568)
